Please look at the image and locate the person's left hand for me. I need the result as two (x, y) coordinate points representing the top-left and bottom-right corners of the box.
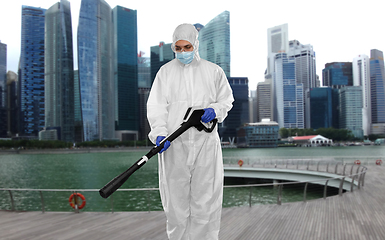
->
(201, 108), (216, 123)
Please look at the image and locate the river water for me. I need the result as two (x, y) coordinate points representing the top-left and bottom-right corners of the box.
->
(0, 145), (384, 212)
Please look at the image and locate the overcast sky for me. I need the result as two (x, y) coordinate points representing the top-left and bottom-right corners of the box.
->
(1, 0), (384, 90)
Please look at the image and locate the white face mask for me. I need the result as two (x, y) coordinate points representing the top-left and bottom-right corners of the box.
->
(176, 51), (194, 65)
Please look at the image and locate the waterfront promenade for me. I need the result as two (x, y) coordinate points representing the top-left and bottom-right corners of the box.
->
(1, 164), (384, 239)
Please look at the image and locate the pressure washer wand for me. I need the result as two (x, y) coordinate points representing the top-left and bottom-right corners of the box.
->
(99, 107), (217, 199)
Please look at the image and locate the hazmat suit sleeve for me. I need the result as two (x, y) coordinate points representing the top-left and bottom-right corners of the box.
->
(147, 67), (169, 144)
(207, 67), (234, 123)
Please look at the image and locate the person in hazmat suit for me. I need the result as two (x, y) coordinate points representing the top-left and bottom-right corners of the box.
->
(147, 23), (234, 240)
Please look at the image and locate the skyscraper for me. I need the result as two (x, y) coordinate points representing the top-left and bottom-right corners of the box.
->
(274, 53), (304, 129)
(78, 0), (115, 141)
(339, 86), (363, 139)
(267, 24), (289, 77)
(353, 54), (371, 136)
(19, 6), (46, 137)
(198, 11), (230, 77)
(151, 42), (174, 83)
(0, 41), (6, 137)
(288, 40), (316, 128)
(44, 0), (75, 142)
(219, 77), (249, 143)
(256, 79), (272, 122)
(310, 87), (334, 129)
(322, 62), (353, 88)
(6, 71), (18, 137)
(370, 49), (385, 125)
(113, 6), (138, 135)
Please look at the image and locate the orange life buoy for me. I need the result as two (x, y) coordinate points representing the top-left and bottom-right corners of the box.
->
(238, 159), (244, 167)
(376, 159), (383, 165)
(354, 160), (361, 165)
(69, 193), (86, 209)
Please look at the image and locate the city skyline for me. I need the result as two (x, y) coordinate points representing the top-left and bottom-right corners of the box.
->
(1, 0), (385, 90)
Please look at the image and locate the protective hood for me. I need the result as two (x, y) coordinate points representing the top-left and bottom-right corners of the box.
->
(171, 23), (201, 61)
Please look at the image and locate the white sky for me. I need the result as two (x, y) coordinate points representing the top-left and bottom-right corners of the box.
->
(0, 0), (384, 90)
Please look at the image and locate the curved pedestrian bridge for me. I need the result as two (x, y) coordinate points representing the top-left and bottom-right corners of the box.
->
(1, 163), (384, 239)
(224, 166), (356, 191)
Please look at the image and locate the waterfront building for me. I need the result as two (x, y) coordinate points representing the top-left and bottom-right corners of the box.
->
(256, 79), (272, 122)
(73, 70), (83, 142)
(19, 6), (46, 138)
(220, 77), (249, 143)
(249, 90), (257, 123)
(138, 53), (151, 140)
(274, 53), (304, 129)
(289, 135), (333, 146)
(370, 49), (385, 131)
(6, 71), (18, 137)
(339, 86), (363, 139)
(43, 0), (75, 142)
(238, 119), (279, 148)
(322, 62), (353, 88)
(78, 0), (115, 141)
(310, 87), (338, 129)
(113, 6), (139, 140)
(150, 42), (173, 84)
(198, 11), (230, 77)
(288, 40), (317, 128)
(353, 54), (371, 136)
(0, 41), (6, 137)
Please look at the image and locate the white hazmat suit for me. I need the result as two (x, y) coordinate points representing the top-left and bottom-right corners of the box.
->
(147, 23), (234, 240)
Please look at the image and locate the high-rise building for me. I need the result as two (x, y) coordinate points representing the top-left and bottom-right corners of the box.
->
(322, 62), (353, 88)
(256, 79), (272, 122)
(113, 6), (138, 136)
(274, 53), (304, 129)
(288, 40), (316, 128)
(339, 86), (363, 139)
(138, 53), (151, 141)
(219, 77), (249, 143)
(0, 41), (6, 137)
(310, 87), (334, 129)
(353, 54), (371, 136)
(198, 11), (230, 77)
(43, 0), (75, 142)
(151, 42), (174, 83)
(19, 6), (46, 137)
(78, 0), (115, 141)
(73, 70), (83, 142)
(267, 23), (289, 77)
(6, 71), (18, 137)
(370, 49), (385, 126)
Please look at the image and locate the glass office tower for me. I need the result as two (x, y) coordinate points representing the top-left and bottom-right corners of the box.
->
(44, 0), (74, 142)
(370, 49), (385, 124)
(113, 6), (138, 132)
(78, 0), (115, 141)
(310, 87), (333, 129)
(19, 6), (46, 137)
(322, 62), (353, 88)
(339, 86), (363, 139)
(198, 11), (230, 77)
(150, 42), (174, 83)
(0, 41), (6, 137)
(219, 77), (249, 143)
(274, 53), (304, 129)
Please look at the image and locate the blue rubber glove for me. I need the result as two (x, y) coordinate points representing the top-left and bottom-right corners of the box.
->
(156, 136), (170, 154)
(201, 108), (216, 123)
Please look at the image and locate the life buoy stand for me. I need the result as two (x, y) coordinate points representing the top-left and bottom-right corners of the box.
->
(238, 159), (244, 167)
(376, 159), (383, 165)
(354, 160), (361, 165)
(69, 193), (86, 209)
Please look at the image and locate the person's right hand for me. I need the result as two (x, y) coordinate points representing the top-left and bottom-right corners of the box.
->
(156, 136), (170, 154)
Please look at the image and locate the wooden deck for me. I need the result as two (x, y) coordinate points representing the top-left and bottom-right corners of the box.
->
(1, 165), (385, 240)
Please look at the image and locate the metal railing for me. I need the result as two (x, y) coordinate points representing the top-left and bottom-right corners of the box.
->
(0, 159), (370, 213)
